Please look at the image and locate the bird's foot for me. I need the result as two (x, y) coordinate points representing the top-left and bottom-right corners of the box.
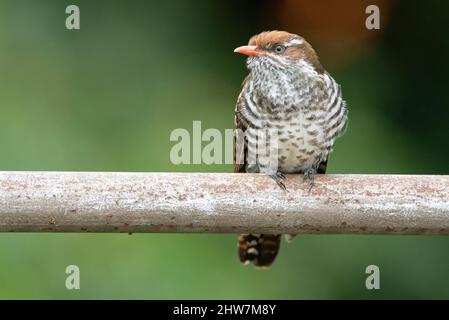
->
(270, 171), (286, 190)
(303, 168), (316, 193)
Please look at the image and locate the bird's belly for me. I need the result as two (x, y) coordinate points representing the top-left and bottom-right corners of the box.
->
(275, 122), (325, 174)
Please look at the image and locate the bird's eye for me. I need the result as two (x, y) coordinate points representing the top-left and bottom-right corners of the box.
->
(274, 45), (285, 53)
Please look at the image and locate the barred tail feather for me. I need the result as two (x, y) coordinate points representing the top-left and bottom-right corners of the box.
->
(238, 234), (281, 268)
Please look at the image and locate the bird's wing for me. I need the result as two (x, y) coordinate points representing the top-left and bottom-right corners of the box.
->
(233, 75), (251, 173)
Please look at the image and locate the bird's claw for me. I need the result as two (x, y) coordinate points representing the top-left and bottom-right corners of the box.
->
(270, 172), (286, 190)
(303, 168), (316, 193)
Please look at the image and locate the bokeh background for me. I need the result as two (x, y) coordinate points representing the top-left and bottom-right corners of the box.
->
(0, 0), (448, 299)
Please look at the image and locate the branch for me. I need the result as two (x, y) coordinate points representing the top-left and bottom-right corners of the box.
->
(0, 172), (448, 234)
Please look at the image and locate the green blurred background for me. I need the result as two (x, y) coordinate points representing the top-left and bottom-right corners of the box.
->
(0, 0), (448, 299)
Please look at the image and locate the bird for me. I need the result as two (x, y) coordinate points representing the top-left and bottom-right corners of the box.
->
(233, 31), (348, 268)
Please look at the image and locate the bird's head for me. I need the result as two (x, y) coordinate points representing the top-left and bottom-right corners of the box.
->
(234, 30), (324, 75)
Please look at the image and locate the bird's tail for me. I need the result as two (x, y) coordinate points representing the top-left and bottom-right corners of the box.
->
(238, 234), (281, 268)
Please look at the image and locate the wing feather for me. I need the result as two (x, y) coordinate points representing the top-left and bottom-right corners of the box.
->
(233, 75), (251, 173)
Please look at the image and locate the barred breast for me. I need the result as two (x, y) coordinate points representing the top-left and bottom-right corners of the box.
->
(276, 73), (347, 173)
(237, 71), (347, 175)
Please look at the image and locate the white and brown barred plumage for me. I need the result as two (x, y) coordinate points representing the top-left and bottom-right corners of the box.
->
(234, 31), (348, 267)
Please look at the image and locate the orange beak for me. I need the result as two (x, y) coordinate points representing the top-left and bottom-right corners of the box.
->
(234, 45), (259, 57)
